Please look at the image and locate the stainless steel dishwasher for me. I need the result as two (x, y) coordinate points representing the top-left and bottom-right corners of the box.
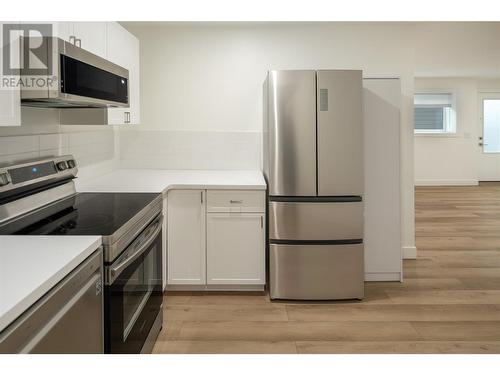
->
(0, 249), (104, 354)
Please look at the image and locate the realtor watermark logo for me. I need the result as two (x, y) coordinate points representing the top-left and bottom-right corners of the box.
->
(1, 23), (56, 90)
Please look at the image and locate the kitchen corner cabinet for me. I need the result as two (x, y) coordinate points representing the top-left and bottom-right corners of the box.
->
(106, 22), (141, 125)
(166, 189), (266, 290)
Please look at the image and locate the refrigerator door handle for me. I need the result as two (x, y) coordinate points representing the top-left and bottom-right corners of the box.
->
(319, 88), (329, 111)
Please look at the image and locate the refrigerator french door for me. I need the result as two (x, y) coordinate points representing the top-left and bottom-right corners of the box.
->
(264, 69), (364, 300)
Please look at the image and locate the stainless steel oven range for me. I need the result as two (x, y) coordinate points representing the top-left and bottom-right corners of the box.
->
(0, 155), (163, 354)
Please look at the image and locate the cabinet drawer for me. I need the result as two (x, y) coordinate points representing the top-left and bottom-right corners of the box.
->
(206, 190), (265, 213)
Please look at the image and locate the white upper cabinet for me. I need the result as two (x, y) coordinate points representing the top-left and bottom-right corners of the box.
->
(69, 22), (107, 59)
(0, 22), (21, 126)
(53, 22), (73, 43)
(52, 22), (107, 59)
(106, 22), (140, 125)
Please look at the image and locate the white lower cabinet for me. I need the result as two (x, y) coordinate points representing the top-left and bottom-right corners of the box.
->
(207, 213), (265, 285)
(167, 190), (206, 285)
(166, 189), (266, 290)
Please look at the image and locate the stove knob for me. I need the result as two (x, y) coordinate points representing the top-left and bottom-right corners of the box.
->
(0, 172), (9, 187)
(67, 159), (76, 169)
(56, 161), (68, 171)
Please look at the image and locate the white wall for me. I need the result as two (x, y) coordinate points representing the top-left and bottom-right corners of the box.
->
(414, 77), (480, 185)
(414, 22), (500, 78)
(413, 23), (500, 187)
(414, 77), (500, 185)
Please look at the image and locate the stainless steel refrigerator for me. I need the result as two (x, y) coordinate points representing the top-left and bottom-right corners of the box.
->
(263, 70), (364, 300)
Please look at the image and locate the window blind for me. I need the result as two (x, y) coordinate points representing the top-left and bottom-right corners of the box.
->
(415, 107), (445, 130)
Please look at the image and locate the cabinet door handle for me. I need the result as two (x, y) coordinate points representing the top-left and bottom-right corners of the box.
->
(260, 216), (263, 228)
(75, 38), (81, 48)
(230, 200), (243, 204)
(201, 191), (203, 204)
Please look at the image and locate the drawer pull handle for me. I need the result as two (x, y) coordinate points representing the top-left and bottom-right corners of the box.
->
(230, 200), (243, 204)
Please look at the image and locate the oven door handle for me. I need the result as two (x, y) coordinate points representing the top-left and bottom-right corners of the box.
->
(107, 215), (162, 284)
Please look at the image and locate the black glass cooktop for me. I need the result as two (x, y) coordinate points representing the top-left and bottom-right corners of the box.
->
(0, 192), (160, 236)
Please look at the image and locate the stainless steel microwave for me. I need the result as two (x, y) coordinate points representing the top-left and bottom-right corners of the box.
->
(20, 37), (129, 108)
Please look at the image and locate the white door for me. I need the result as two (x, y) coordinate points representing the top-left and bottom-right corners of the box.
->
(167, 190), (206, 285)
(206, 213), (265, 285)
(478, 93), (500, 181)
(72, 22), (107, 58)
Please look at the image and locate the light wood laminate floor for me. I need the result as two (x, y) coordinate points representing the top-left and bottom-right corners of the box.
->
(153, 184), (500, 354)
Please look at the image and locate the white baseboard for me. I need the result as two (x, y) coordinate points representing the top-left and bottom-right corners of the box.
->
(165, 284), (265, 292)
(403, 246), (417, 259)
(415, 179), (478, 186)
(365, 272), (401, 282)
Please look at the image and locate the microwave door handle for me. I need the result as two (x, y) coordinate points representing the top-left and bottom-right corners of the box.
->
(107, 217), (162, 284)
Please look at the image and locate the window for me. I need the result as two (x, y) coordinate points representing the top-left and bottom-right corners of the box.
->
(414, 93), (456, 134)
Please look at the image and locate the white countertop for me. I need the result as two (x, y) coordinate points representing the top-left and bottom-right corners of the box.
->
(76, 169), (266, 194)
(0, 236), (102, 333)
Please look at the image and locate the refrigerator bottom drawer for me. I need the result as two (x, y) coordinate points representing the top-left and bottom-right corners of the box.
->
(269, 243), (364, 300)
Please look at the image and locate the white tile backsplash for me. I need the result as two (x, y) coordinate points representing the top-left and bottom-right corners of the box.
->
(0, 151), (40, 165)
(0, 135), (39, 157)
(39, 133), (69, 151)
(119, 129), (261, 170)
(1, 127), (261, 173)
(0, 129), (116, 168)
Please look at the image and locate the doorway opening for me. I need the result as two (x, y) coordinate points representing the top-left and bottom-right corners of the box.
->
(478, 94), (500, 181)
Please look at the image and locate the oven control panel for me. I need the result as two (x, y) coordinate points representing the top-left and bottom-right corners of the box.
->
(0, 155), (78, 193)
